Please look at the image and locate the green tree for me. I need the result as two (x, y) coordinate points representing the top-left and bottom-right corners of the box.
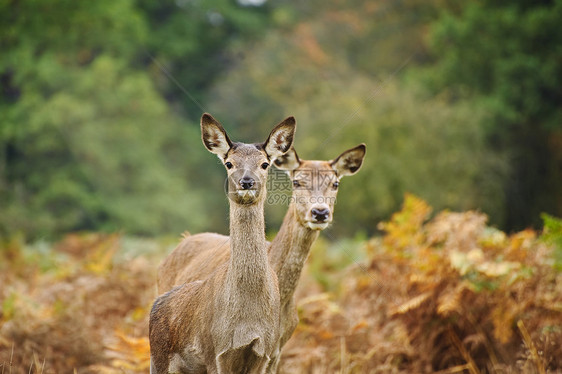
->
(0, 0), (209, 239)
(136, 0), (274, 119)
(425, 0), (562, 230)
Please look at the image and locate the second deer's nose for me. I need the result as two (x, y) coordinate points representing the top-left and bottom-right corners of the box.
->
(311, 208), (330, 222)
(239, 177), (255, 190)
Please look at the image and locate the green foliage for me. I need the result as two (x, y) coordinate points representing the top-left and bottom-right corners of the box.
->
(1, 0), (560, 239)
(306, 235), (367, 294)
(541, 213), (562, 270)
(207, 32), (509, 234)
(0, 0), (211, 239)
(423, 0), (562, 230)
(427, 1), (562, 126)
(136, 0), (274, 117)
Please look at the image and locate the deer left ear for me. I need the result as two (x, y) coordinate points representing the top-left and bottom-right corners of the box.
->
(330, 144), (366, 177)
(263, 116), (296, 159)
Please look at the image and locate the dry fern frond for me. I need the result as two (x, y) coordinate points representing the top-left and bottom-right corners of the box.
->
(433, 364), (472, 374)
(437, 284), (468, 317)
(448, 328), (481, 374)
(297, 293), (341, 314)
(517, 320), (546, 374)
(391, 291), (432, 316)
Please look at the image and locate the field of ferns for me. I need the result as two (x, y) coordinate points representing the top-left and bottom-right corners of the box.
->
(1, 195), (561, 373)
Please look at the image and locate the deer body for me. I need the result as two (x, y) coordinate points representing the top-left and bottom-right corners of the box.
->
(151, 202), (277, 373)
(156, 145), (366, 372)
(149, 114), (296, 374)
(157, 205), (319, 354)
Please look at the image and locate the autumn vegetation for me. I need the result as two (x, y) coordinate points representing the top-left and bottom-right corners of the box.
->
(1, 195), (561, 373)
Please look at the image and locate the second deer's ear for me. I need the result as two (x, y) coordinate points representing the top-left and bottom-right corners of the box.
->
(273, 147), (300, 171)
(263, 116), (296, 159)
(201, 113), (232, 159)
(330, 144), (366, 177)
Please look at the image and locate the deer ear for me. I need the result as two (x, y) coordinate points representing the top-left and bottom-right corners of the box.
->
(330, 144), (366, 177)
(201, 113), (232, 159)
(273, 147), (300, 171)
(263, 117), (296, 159)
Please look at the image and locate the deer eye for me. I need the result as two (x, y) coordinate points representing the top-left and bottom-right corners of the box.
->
(293, 180), (301, 188)
(261, 162), (269, 170)
(225, 162), (233, 169)
(332, 181), (339, 189)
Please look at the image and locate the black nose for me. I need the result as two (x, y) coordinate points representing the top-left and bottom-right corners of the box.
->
(239, 177), (255, 190)
(311, 208), (330, 222)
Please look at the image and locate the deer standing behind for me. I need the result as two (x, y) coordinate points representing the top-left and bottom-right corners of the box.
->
(149, 113), (296, 374)
(157, 144), (366, 372)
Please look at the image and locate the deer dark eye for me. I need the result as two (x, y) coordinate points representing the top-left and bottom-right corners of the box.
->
(261, 162), (269, 170)
(293, 180), (301, 188)
(332, 181), (339, 189)
(225, 162), (233, 169)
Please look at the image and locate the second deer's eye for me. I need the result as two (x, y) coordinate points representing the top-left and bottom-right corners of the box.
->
(225, 162), (233, 169)
(261, 162), (269, 170)
(332, 181), (339, 189)
(293, 180), (301, 188)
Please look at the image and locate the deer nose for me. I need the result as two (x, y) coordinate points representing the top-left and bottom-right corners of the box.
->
(239, 177), (255, 190)
(311, 208), (330, 222)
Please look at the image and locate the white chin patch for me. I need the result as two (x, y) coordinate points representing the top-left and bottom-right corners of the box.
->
(306, 222), (330, 230)
(237, 190), (257, 199)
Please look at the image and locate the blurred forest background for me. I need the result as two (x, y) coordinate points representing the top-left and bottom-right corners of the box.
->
(1, 0), (562, 240)
(1, 0), (562, 373)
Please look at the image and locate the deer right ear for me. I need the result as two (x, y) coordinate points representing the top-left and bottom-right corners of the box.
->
(201, 113), (232, 159)
(330, 143), (366, 177)
(273, 147), (301, 171)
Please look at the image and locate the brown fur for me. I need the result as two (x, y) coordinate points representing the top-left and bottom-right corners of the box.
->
(156, 144), (366, 373)
(149, 113), (296, 374)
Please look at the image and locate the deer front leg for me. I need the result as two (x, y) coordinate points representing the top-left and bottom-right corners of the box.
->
(265, 349), (280, 374)
(150, 357), (156, 374)
(279, 300), (299, 349)
(265, 301), (298, 374)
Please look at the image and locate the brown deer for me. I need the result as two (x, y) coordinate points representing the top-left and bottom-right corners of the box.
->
(157, 144), (366, 372)
(149, 113), (296, 374)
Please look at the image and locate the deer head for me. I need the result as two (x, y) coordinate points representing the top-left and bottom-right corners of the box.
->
(201, 113), (296, 205)
(274, 144), (366, 230)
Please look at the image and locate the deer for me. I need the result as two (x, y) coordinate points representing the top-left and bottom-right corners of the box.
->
(149, 113), (297, 374)
(156, 143), (366, 372)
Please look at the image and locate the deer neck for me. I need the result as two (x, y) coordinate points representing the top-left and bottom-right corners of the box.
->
(227, 199), (269, 289)
(269, 204), (320, 306)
